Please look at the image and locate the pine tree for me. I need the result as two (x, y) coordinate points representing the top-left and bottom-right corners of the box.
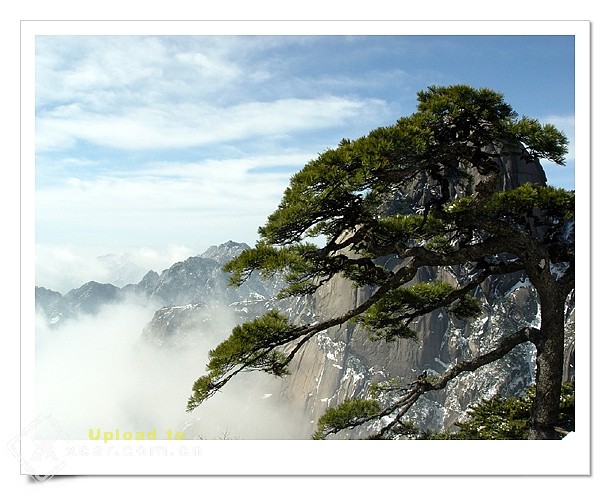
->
(187, 85), (574, 440)
(423, 381), (575, 440)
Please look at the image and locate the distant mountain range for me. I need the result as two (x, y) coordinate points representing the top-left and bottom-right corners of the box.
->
(36, 240), (315, 339)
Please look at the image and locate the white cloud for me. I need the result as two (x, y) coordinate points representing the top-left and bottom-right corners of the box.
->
(35, 299), (308, 439)
(37, 153), (302, 214)
(36, 96), (389, 152)
(536, 114), (575, 190)
(35, 36), (394, 153)
(174, 50), (242, 84)
(36, 37), (168, 101)
(33, 36), (397, 257)
(35, 245), (110, 292)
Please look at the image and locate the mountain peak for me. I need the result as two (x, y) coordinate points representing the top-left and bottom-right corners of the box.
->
(201, 241), (250, 265)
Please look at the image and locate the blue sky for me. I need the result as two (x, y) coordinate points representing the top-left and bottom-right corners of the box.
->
(34, 34), (576, 291)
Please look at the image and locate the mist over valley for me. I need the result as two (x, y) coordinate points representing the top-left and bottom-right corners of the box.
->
(35, 241), (314, 440)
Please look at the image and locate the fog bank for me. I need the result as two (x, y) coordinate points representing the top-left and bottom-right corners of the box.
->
(35, 298), (309, 440)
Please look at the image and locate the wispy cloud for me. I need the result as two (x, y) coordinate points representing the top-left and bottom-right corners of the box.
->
(36, 96), (389, 152)
(36, 36), (394, 152)
(536, 114), (575, 190)
(35, 152), (310, 272)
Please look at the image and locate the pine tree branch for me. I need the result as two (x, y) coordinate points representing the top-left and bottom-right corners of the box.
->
(374, 326), (540, 438)
(317, 326), (539, 439)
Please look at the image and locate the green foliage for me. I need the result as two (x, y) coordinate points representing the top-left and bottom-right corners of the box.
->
(450, 392), (533, 439)
(424, 381), (575, 440)
(363, 213), (452, 256)
(416, 85), (517, 125)
(448, 294), (482, 320)
(443, 196), (475, 214)
(253, 85), (567, 250)
(376, 214), (447, 240)
(355, 282), (481, 341)
(368, 378), (402, 399)
(221, 85), (570, 300)
(510, 117), (569, 165)
(312, 398), (381, 439)
(222, 85), (570, 298)
(186, 311), (294, 411)
(486, 182), (575, 220)
(256, 142), (380, 246)
(207, 311), (293, 376)
(223, 242), (317, 288)
(406, 281), (453, 305)
(187, 374), (216, 412)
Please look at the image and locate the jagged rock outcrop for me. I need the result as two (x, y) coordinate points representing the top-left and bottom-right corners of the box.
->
(35, 286), (71, 326)
(36, 281), (124, 327)
(63, 281), (122, 315)
(139, 245), (316, 347)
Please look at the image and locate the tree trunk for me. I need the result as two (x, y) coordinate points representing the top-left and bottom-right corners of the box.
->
(528, 281), (566, 439)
